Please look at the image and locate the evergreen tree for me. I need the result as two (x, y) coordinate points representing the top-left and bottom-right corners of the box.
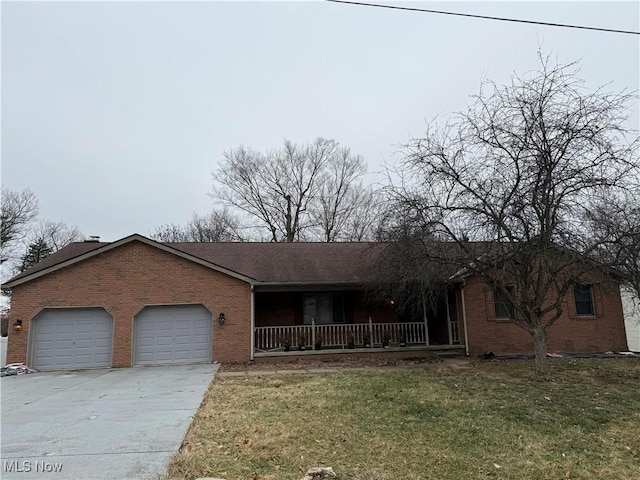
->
(20, 238), (52, 272)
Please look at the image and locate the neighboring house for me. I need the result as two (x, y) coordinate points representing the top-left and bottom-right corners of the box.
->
(621, 286), (640, 352)
(0, 234), (629, 370)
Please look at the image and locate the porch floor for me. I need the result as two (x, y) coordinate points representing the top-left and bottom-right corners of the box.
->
(254, 344), (465, 358)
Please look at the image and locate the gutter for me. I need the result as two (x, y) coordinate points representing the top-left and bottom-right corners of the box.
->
(252, 282), (366, 293)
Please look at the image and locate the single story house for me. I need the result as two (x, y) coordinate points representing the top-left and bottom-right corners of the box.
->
(1, 234), (629, 370)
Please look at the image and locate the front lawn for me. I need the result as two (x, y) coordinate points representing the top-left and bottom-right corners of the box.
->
(167, 358), (640, 480)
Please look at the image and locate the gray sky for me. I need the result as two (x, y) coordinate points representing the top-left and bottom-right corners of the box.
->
(2, 0), (638, 242)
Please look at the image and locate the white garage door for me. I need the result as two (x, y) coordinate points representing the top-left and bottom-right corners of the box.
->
(31, 308), (113, 371)
(134, 304), (212, 365)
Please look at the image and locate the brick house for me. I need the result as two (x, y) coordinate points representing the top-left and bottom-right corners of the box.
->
(1, 234), (628, 370)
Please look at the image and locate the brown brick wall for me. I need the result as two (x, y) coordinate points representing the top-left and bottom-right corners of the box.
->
(353, 291), (397, 324)
(255, 292), (300, 326)
(6, 240), (253, 366)
(254, 291), (397, 326)
(461, 275), (628, 355)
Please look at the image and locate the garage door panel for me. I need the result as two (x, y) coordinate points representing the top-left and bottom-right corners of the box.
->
(55, 353), (74, 364)
(137, 353), (154, 363)
(75, 322), (95, 332)
(38, 324), (55, 335)
(74, 331), (95, 341)
(57, 324), (75, 335)
(174, 335), (194, 345)
(191, 350), (209, 360)
(36, 338), (54, 348)
(94, 338), (111, 348)
(192, 346), (210, 356)
(73, 353), (93, 364)
(144, 318), (172, 330)
(75, 340), (97, 352)
(56, 339), (75, 349)
(74, 339), (93, 349)
(32, 308), (113, 371)
(193, 333), (209, 343)
(36, 356), (54, 368)
(156, 336), (173, 346)
(134, 305), (212, 365)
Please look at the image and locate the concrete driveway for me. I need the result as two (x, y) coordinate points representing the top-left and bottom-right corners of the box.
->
(1, 364), (218, 480)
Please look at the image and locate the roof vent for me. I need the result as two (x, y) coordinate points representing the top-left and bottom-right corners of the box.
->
(85, 236), (101, 243)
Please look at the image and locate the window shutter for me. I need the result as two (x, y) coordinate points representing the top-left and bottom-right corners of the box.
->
(593, 284), (604, 317)
(484, 287), (496, 321)
(567, 287), (578, 319)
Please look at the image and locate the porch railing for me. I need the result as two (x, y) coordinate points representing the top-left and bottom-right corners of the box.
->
(254, 318), (432, 352)
(450, 320), (460, 344)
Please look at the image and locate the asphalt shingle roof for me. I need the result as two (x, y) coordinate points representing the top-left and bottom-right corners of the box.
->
(3, 238), (386, 287)
(172, 242), (383, 284)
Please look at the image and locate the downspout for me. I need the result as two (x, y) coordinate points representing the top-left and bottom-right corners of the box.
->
(250, 284), (255, 362)
(460, 282), (470, 357)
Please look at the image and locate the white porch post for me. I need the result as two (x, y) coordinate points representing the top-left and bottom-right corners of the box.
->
(422, 291), (430, 346)
(461, 283), (470, 356)
(250, 285), (255, 361)
(445, 289), (453, 345)
(368, 316), (374, 348)
(312, 318), (316, 351)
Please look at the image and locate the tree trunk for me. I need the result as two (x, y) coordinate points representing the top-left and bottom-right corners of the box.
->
(532, 325), (549, 376)
(285, 194), (294, 242)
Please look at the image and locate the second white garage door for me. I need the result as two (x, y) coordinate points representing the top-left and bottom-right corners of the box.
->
(134, 304), (212, 365)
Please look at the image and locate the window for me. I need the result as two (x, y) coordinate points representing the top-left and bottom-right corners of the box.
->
(574, 284), (595, 316)
(303, 294), (344, 324)
(494, 286), (515, 319)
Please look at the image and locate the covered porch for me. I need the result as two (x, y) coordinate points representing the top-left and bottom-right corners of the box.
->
(252, 287), (466, 357)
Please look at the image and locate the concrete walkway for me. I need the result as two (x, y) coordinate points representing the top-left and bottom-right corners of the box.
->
(216, 357), (471, 378)
(1, 363), (218, 480)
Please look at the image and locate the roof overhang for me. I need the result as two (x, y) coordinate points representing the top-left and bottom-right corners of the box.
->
(253, 282), (367, 293)
(1, 234), (257, 289)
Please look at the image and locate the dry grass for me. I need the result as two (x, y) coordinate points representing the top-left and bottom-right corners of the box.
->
(167, 358), (640, 480)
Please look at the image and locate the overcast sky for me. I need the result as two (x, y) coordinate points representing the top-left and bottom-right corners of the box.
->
(2, 0), (638, 243)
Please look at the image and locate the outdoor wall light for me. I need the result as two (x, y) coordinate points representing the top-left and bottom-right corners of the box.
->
(13, 319), (22, 332)
(218, 313), (226, 325)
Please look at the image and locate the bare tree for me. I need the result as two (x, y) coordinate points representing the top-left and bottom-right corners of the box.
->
(307, 149), (381, 241)
(587, 195), (640, 299)
(369, 221), (453, 325)
(28, 220), (84, 252)
(309, 147), (362, 241)
(387, 54), (639, 375)
(212, 138), (374, 242)
(1, 188), (39, 264)
(185, 210), (243, 242)
(151, 209), (243, 242)
(150, 223), (188, 243)
(341, 187), (383, 242)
